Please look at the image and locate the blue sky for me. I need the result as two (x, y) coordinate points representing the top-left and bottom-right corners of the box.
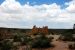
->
(0, 0), (75, 29)
(16, 0), (71, 5)
(0, 0), (4, 4)
(16, 0), (71, 8)
(0, 0), (71, 6)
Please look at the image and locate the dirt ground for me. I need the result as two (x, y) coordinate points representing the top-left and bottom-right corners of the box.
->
(33, 35), (69, 50)
(18, 35), (73, 50)
(50, 35), (69, 50)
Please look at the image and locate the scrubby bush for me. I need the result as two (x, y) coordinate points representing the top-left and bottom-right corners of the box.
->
(31, 34), (54, 48)
(58, 36), (72, 41)
(59, 30), (74, 41)
(12, 32), (54, 49)
(21, 35), (32, 45)
(49, 36), (54, 41)
(13, 35), (22, 42)
(68, 43), (75, 49)
(13, 33), (23, 42)
(1, 40), (13, 50)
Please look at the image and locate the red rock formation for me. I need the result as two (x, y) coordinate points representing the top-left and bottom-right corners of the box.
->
(31, 25), (49, 35)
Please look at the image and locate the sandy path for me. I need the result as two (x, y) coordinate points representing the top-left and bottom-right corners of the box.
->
(51, 41), (69, 50)
(50, 35), (69, 50)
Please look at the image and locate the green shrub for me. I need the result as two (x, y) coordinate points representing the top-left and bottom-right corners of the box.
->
(1, 40), (13, 50)
(13, 35), (22, 42)
(31, 34), (53, 48)
(21, 36), (32, 45)
(59, 31), (73, 41)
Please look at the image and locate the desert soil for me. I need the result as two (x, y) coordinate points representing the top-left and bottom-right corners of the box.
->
(18, 35), (72, 50)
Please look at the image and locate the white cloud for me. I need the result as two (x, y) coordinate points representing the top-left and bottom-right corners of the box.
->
(66, 0), (75, 13)
(0, 0), (75, 28)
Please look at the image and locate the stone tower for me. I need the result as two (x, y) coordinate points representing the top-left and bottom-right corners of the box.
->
(73, 24), (75, 29)
(31, 25), (49, 35)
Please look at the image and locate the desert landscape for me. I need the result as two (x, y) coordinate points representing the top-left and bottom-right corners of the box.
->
(0, 25), (75, 50)
(0, 0), (75, 50)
